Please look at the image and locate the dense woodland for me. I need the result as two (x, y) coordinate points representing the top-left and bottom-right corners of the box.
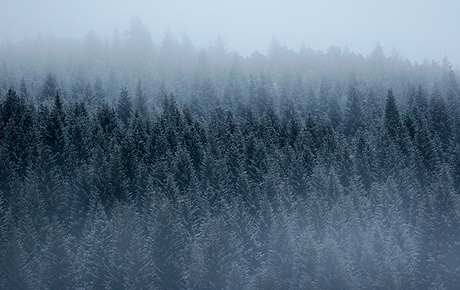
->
(1, 20), (460, 289)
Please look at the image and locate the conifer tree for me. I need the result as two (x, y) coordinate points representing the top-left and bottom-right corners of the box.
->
(384, 89), (401, 140)
(344, 76), (363, 137)
(134, 79), (148, 118)
(117, 85), (132, 126)
(93, 76), (106, 105)
(41, 73), (58, 102)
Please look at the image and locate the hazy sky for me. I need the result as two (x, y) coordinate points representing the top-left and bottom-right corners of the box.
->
(1, 0), (460, 66)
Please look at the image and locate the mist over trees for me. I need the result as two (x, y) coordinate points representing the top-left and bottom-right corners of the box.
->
(1, 19), (460, 289)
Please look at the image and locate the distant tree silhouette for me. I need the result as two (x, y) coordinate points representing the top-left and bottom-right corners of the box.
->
(117, 85), (132, 126)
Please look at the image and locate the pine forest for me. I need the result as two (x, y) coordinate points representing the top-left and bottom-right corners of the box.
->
(1, 21), (460, 289)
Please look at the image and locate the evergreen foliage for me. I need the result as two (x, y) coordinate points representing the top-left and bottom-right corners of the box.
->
(1, 32), (460, 289)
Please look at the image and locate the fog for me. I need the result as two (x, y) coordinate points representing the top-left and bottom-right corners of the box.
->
(2, 1), (460, 289)
(2, 0), (460, 65)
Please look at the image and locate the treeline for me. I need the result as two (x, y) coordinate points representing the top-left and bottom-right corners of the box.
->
(1, 71), (460, 289)
(0, 18), (457, 109)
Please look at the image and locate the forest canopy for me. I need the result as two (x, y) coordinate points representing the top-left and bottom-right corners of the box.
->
(1, 22), (460, 289)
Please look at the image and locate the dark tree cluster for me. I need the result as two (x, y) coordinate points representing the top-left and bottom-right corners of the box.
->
(1, 23), (460, 289)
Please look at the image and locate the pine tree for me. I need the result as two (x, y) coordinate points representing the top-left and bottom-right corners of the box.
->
(353, 131), (374, 190)
(41, 73), (58, 102)
(117, 85), (132, 126)
(93, 75), (106, 105)
(134, 79), (148, 119)
(442, 67), (460, 115)
(67, 101), (90, 167)
(0, 89), (36, 181)
(190, 214), (236, 290)
(429, 91), (451, 152)
(222, 66), (245, 110)
(316, 237), (351, 289)
(344, 76), (363, 137)
(19, 77), (29, 100)
(0, 199), (29, 290)
(78, 202), (112, 290)
(108, 203), (155, 289)
(40, 218), (73, 289)
(147, 196), (184, 290)
(42, 92), (66, 168)
(426, 166), (460, 289)
(383, 89), (401, 140)
(12, 175), (50, 289)
(261, 211), (297, 290)
(96, 103), (118, 136)
(414, 117), (438, 183)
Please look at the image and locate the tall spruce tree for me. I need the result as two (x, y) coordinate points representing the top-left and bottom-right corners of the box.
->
(383, 89), (401, 139)
(117, 85), (132, 126)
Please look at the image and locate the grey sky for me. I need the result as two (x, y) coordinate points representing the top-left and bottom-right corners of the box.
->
(1, 0), (460, 66)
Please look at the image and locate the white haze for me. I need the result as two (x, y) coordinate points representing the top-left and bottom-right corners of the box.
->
(1, 0), (460, 66)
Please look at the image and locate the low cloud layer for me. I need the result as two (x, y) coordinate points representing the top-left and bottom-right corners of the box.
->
(1, 0), (460, 65)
